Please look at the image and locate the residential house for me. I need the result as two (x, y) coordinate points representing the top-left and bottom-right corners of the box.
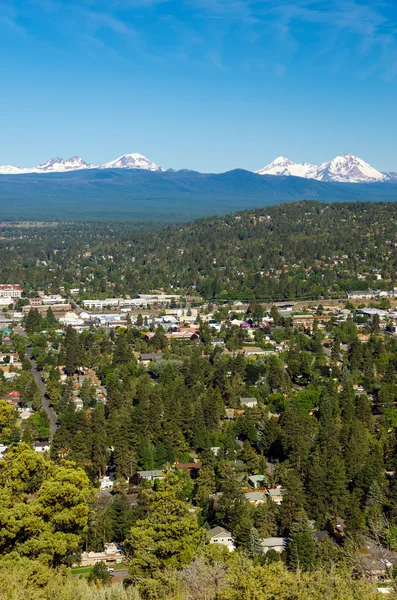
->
(139, 353), (163, 367)
(245, 491), (266, 505)
(99, 475), (115, 491)
(267, 488), (284, 505)
(80, 543), (124, 567)
(248, 475), (266, 489)
(207, 526), (235, 551)
(33, 442), (51, 453)
(261, 537), (286, 554)
(136, 470), (164, 482)
(240, 397), (258, 409)
(73, 397), (84, 410)
(2, 390), (21, 407)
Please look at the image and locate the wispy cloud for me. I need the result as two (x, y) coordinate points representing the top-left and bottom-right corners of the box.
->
(1, 0), (397, 78)
(0, 2), (26, 35)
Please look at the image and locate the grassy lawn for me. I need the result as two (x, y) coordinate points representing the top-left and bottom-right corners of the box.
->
(71, 566), (93, 576)
(72, 562), (128, 576)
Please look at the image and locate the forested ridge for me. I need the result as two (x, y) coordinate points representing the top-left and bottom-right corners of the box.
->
(1, 201), (397, 301)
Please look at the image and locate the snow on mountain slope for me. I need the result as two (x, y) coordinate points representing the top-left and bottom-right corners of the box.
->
(33, 156), (95, 173)
(100, 153), (163, 171)
(0, 165), (27, 175)
(256, 156), (316, 178)
(312, 154), (385, 183)
(256, 154), (387, 183)
(0, 153), (162, 174)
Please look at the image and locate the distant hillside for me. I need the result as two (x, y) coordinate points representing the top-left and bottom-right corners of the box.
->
(0, 168), (397, 220)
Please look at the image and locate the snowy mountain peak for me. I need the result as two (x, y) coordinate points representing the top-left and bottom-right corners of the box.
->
(314, 154), (385, 183)
(256, 156), (316, 178)
(256, 153), (387, 183)
(272, 156), (294, 165)
(101, 153), (163, 171)
(0, 165), (26, 175)
(34, 156), (95, 172)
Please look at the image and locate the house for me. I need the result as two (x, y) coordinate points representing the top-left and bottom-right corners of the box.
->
(243, 347), (269, 358)
(207, 526), (235, 551)
(73, 397), (84, 410)
(0, 353), (17, 365)
(80, 543), (124, 567)
(29, 297), (42, 306)
(136, 470), (164, 481)
(261, 537), (286, 554)
(245, 491), (266, 505)
(248, 475), (266, 489)
(33, 442), (51, 453)
(139, 353), (163, 367)
(0, 444), (8, 458)
(240, 397), (258, 409)
(99, 475), (115, 491)
(267, 488), (284, 505)
(211, 338), (225, 347)
(2, 390), (21, 407)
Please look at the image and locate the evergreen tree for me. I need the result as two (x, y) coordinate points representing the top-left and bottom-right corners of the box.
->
(192, 399), (208, 451)
(287, 511), (317, 571)
(124, 471), (204, 586)
(63, 326), (81, 375)
(247, 527), (263, 558)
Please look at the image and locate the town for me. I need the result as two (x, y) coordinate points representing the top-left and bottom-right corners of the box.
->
(1, 276), (397, 596)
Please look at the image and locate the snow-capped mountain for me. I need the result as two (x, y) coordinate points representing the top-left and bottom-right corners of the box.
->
(33, 156), (95, 173)
(313, 154), (385, 183)
(0, 165), (26, 175)
(256, 154), (387, 183)
(100, 153), (163, 171)
(0, 153), (163, 174)
(256, 156), (316, 178)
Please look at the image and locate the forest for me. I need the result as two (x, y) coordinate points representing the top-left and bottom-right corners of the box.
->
(1, 302), (397, 597)
(2, 201), (397, 598)
(1, 201), (397, 302)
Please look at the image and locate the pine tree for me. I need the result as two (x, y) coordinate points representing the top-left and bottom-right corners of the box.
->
(287, 511), (317, 571)
(124, 471), (204, 585)
(63, 325), (81, 375)
(25, 308), (42, 334)
(192, 399), (208, 451)
(247, 527), (263, 558)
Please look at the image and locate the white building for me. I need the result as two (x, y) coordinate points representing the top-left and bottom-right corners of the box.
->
(0, 297), (14, 307)
(0, 285), (22, 299)
(80, 543), (124, 567)
(240, 397), (258, 409)
(99, 475), (115, 491)
(208, 526), (235, 551)
(59, 312), (84, 327)
(42, 294), (65, 305)
(261, 537), (286, 554)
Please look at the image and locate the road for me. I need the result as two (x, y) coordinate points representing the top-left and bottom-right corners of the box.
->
(15, 325), (58, 439)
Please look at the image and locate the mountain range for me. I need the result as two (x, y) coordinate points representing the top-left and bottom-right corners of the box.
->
(1, 152), (396, 184)
(256, 154), (396, 183)
(0, 153), (162, 175)
(1, 166), (397, 222)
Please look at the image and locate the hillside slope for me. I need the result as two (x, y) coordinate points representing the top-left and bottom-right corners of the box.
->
(1, 168), (397, 220)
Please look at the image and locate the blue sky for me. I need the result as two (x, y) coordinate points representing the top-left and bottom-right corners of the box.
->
(0, 0), (397, 172)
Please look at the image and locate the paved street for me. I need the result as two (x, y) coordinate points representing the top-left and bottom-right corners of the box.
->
(15, 325), (58, 439)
